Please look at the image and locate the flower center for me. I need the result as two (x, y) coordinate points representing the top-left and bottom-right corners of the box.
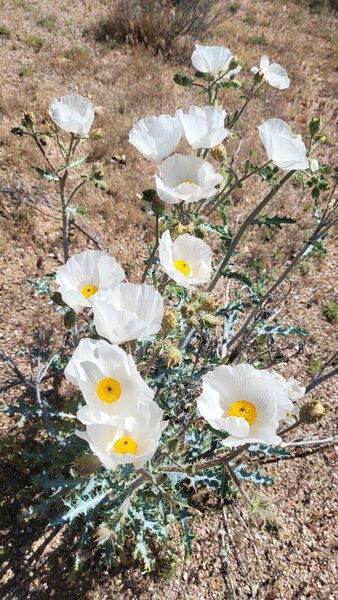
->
(81, 284), (99, 299)
(96, 377), (122, 404)
(113, 436), (138, 455)
(180, 179), (193, 185)
(228, 400), (257, 426)
(173, 259), (191, 277)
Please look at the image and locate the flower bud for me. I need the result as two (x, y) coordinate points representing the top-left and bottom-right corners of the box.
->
(211, 144), (227, 163)
(21, 109), (35, 128)
(200, 294), (223, 313)
(163, 343), (182, 368)
(73, 454), (101, 475)
(90, 128), (105, 141)
(161, 308), (178, 335)
(151, 195), (166, 217)
(228, 58), (239, 72)
(299, 400), (326, 424)
(11, 126), (24, 136)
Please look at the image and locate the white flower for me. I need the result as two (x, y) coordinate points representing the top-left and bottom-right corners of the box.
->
(251, 55), (290, 90)
(177, 106), (229, 149)
(92, 282), (163, 344)
(56, 250), (125, 313)
(197, 363), (292, 447)
(191, 44), (241, 78)
(155, 153), (223, 205)
(76, 401), (167, 470)
(49, 94), (95, 138)
(159, 230), (212, 291)
(128, 114), (182, 161)
(258, 118), (309, 171)
(65, 338), (154, 423)
(271, 370), (305, 424)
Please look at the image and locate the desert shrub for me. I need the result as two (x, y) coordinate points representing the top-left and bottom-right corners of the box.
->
(5, 42), (338, 573)
(94, 0), (223, 55)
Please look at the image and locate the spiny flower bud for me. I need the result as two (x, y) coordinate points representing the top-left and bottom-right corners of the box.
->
(163, 343), (182, 368)
(11, 126), (24, 136)
(21, 109), (35, 128)
(299, 399), (326, 424)
(200, 294), (223, 313)
(73, 454), (101, 475)
(228, 58), (239, 72)
(90, 128), (105, 141)
(161, 308), (178, 335)
(172, 221), (189, 238)
(91, 163), (104, 179)
(151, 195), (166, 217)
(211, 144), (227, 163)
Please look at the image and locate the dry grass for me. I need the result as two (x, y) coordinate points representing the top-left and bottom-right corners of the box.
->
(94, 0), (224, 57)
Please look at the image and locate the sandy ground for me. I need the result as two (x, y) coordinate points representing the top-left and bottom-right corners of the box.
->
(0, 0), (337, 598)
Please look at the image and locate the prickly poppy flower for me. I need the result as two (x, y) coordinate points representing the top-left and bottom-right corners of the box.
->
(191, 44), (241, 78)
(177, 105), (229, 149)
(258, 118), (309, 171)
(251, 55), (290, 90)
(159, 230), (212, 291)
(49, 94), (95, 137)
(155, 153), (223, 205)
(92, 283), (163, 344)
(56, 250), (125, 313)
(76, 401), (167, 470)
(128, 113), (182, 161)
(65, 338), (154, 423)
(197, 363), (291, 447)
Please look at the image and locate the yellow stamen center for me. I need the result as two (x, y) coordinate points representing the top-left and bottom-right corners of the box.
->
(180, 179), (193, 185)
(228, 400), (257, 426)
(173, 259), (191, 277)
(81, 284), (99, 299)
(113, 436), (138, 455)
(96, 377), (122, 404)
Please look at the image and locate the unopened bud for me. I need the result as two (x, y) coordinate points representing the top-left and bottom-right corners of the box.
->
(211, 144), (227, 163)
(151, 195), (165, 217)
(11, 126), (24, 136)
(228, 58), (239, 71)
(21, 109), (35, 128)
(161, 308), (178, 335)
(164, 344), (182, 368)
(92, 164), (104, 179)
(200, 294), (223, 312)
(90, 128), (105, 141)
(73, 454), (101, 475)
(299, 400), (326, 424)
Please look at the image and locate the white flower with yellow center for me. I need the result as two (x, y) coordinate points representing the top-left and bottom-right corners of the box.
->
(251, 55), (290, 90)
(76, 402), (168, 470)
(155, 153), (223, 205)
(258, 118), (309, 171)
(92, 282), (163, 344)
(49, 94), (95, 138)
(55, 250), (125, 313)
(128, 113), (182, 162)
(159, 230), (212, 291)
(65, 338), (154, 424)
(177, 106), (229, 150)
(191, 44), (241, 79)
(197, 363), (291, 447)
